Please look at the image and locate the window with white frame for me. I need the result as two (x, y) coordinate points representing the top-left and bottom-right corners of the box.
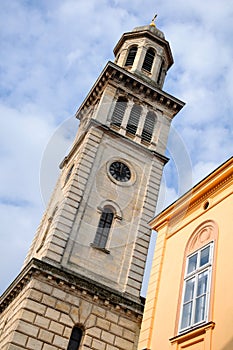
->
(179, 242), (214, 332)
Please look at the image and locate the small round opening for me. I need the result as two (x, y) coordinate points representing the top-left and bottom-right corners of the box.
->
(203, 201), (209, 210)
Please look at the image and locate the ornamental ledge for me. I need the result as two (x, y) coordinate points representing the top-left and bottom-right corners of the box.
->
(0, 258), (144, 317)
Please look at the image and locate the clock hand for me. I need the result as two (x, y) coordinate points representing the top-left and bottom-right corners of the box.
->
(120, 163), (123, 175)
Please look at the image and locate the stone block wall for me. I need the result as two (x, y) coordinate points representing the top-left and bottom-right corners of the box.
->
(0, 263), (143, 350)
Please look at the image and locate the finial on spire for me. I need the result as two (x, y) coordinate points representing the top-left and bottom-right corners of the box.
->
(150, 14), (157, 27)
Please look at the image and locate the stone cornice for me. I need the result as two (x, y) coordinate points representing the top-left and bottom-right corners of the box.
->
(75, 61), (185, 120)
(0, 258), (144, 316)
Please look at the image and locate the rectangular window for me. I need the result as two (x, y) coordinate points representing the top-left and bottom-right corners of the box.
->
(179, 243), (213, 333)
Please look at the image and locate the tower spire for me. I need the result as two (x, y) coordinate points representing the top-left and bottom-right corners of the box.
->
(150, 13), (157, 27)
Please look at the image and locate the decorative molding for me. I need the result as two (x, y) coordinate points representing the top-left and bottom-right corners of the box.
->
(0, 258), (144, 316)
(170, 321), (215, 344)
(186, 220), (218, 254)
(76, 62), (185, 121)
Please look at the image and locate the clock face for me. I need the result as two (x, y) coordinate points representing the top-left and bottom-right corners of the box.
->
(109, 161), (131, 182)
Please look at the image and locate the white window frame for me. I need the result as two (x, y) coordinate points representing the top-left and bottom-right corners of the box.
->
(179, 242), (214, 333)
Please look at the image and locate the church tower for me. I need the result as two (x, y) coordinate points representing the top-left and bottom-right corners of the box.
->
(0, 20), (184, 350)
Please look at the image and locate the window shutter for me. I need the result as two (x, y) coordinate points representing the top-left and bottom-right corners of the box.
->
(141, 111), (156, 143)
(126, 104), (142, 136)
(125, 46), (138, 66)
(111, 97), (127, 128)
(142, 48), (155, 73)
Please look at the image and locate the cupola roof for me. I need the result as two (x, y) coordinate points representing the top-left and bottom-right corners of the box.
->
(113, 20), (173, 69)
(132, 23), (165, 40)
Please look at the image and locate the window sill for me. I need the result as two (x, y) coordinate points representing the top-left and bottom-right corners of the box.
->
(90, 243), (110, 254)
(170, 321), (215, 345)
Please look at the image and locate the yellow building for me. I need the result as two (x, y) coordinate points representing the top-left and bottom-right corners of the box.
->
(138, 157), (233, 350)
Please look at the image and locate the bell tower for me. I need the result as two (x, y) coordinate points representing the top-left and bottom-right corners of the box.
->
(0, 20), (184, 350)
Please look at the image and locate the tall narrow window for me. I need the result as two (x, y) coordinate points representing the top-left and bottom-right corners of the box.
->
(67, 326), (83, 350)
(111, 96), (127, 128)
(94, 207), (114, 248)
(179, 243), (214, 332)
(126, 104), (142, 136)
(141, 111), (157, 143)
(125, 46), (138, 66)
(142, 48), (155, 73)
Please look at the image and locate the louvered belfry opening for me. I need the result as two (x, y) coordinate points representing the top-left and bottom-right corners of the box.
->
(142, 48), (155, 73)
(67, 326), (83, 350)
(94, 207), (114, 248)
(125, 45), (138, 66)
(126, 104), (142, 136)
(111, 96), (127, 128)
(141, 111), (157, 143)
(157, 60), (164, 84)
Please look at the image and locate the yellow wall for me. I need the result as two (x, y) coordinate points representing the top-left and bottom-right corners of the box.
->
(138, 158), (233, 350)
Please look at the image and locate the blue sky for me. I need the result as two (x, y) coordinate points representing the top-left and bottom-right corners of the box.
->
(0, 0), (233, 295)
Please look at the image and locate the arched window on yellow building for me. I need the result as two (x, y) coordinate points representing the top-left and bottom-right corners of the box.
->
(177, 220), (218, 334)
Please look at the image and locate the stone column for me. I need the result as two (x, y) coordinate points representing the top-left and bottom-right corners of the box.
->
(131, 45), (147, 73)
(151, 53), (163, 82)
(135, 106), (147, 142)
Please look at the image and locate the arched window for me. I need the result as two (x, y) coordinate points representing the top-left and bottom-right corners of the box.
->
(142, 48), (155, 73)
(177, 220), (218, 334)
(126, 104), (142, 136)
(125, 46), (138, 67)
(67, 326), (83, 350)
(94, 207), (114, 249)
(111, 96), (127, 128)
(64, 164), (74, 185)
(141, 111), (157, 143)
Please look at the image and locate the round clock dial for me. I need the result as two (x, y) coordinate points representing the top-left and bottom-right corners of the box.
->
(109, 161), (131, 182)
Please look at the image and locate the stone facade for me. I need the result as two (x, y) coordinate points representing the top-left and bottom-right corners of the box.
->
(0, 260), (142, 350)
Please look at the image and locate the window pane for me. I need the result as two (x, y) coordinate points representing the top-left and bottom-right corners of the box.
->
(200, 246), (210, 267)
(187, 253), (197, 274)
(184, 278), (195, 302)
(194, 295), (206, 323)
(67, 327), (83, 350)
(181, 302), (192, 329)
(94, 209), (114, 248)
(197, 271), (208, 296)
